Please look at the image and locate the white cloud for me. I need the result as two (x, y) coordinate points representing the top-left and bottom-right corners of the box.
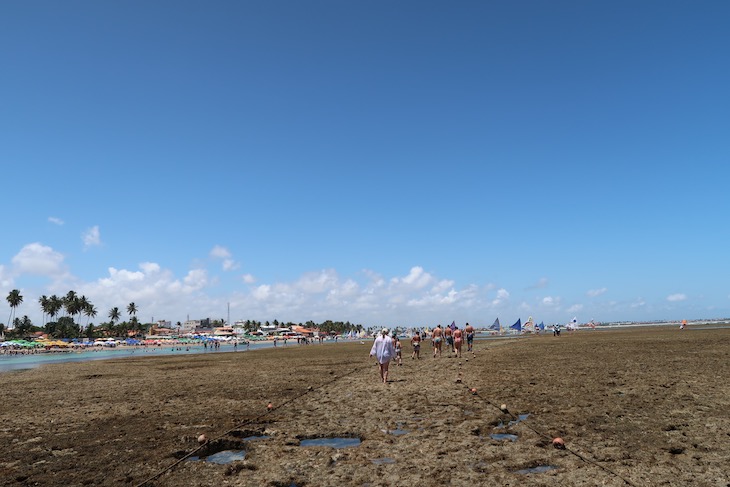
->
(140, 262), (161, 274)
(587, 287), (607, 297)
(210, 245), (231, 259)
(105, 267), (145, 283)
(340, 279), (359, 296)
(431, 279), (455, 294)
(567, 304), (583, 313)
(395, 266), (433, 289)
(183, 269), (208, 291)
(55, 262), (212, 324)
(253, 284), (271, 300)
(6, 248), (709, 329)
(12, 243), (66, 276)
(491, 288), (510, 307)
(295, 269), (339, 294)
(210, 245), (239, 271)
(667, 293), (686, 302)
(82, 226), (101, 249)
(48, 217), (64, 226)
(0, 265), (13, 288)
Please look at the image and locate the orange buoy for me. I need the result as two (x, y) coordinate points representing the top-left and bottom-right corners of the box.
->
(552, 437), (565, 449)
(470, 388), (477, 395)
(267, 403), (273, 410)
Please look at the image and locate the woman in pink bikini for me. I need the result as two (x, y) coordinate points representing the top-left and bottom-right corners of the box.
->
(453, 327), (463, 358)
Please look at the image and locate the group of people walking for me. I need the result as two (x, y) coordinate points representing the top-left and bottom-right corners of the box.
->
(369, 323), (476, 383)
(428, 322), (474, 359)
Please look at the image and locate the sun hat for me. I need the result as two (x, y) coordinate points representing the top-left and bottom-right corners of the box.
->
(381, 328), (389, 335)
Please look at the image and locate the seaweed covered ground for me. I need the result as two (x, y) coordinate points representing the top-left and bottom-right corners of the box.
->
(1, 327), (728, 486)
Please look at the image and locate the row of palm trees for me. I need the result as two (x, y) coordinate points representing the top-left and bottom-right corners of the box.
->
(4, 289), (139, 338)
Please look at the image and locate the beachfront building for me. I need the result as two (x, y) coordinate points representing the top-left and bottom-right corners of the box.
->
(213, 326), (235, 337)
(291, 325), (316, 337)
(232, 322), (248, 336)
(257, 324), (291, 336)
(181, 319), (211, 334)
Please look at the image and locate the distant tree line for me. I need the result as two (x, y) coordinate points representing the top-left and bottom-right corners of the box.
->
(2, 289), (367, 340)
(2, 289), (144, 340)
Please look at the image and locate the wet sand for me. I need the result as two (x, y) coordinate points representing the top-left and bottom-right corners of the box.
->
(1, 327), (728, 486)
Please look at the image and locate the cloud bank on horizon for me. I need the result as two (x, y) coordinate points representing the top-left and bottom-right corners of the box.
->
(0, 227), (719, 328)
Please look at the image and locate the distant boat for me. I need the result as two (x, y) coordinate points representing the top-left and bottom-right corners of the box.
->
(523, 316), (534, 333)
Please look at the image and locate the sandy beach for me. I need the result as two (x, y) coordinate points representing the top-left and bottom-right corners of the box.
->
(1, 327), (728, 486)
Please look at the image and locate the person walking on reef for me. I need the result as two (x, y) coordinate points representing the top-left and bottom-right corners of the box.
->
(453, 326), (464, 358)
(465, 323), (474, 352)
(431, 324), (443, 358)
(444, 326), (454, 354)
(411, 331), (421, 360)
(370, 328), (396, 383)
(394, 336), (403, 366)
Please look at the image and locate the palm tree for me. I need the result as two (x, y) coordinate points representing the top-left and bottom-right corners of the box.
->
(48, 295), (63, 323)
(108, 307), (120, 324)
(38, 295), (49, 327)
(14, 315), (33, 338)
(6, 289), (23, 330)
(67, 297), (82, 325)
(83, 303), (98, 326)
(127, 302), (138, 320)
(78, 295), (89, 318)
(63, 291), (77, 319)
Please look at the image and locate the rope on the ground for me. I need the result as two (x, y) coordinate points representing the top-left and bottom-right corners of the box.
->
(453, 358), (638, 487)
(134, 361), (371, 487)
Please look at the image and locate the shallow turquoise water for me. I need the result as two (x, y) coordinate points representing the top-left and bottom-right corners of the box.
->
(300, 437), (361, 448)
(0, 342), (274, 373)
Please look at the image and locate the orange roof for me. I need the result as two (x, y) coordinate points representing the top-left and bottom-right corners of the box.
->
(292, 326), (316, 334)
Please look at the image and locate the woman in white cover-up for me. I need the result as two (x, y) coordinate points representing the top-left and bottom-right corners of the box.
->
(370, 328), (396, 383)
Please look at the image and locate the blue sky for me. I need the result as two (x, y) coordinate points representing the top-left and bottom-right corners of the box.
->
(2, 1), (729, 328)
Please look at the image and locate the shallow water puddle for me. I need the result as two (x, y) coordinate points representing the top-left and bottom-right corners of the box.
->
(243, 435), (270, 441)
(188, 450), (246, 464)
(371, 457), (396, 464)
(514, 465), (558, 474)
(382, 421), (410, 435)
(497, 413), (530, 428)
(300, 437), (361, 448)
(490, 433), (518, 441)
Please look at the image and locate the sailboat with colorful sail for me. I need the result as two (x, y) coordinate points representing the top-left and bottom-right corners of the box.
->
(523, 316), (534, 333)
(566, 317), (579, 331)
(488, 318), (501, 334)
